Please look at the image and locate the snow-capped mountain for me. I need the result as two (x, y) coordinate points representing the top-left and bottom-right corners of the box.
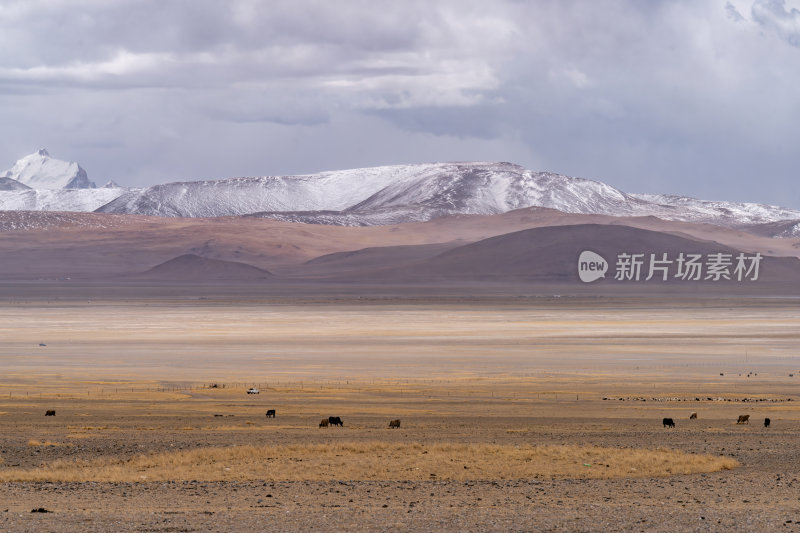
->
(98, 163), (509, 218)
(2, 153), (799, 235)
(97, 161), (663, 221)
(2, 149), (96, 189)
(96, 162), (800, 230)
(0, 149), (130, 211)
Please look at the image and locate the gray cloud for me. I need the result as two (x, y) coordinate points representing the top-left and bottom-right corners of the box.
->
(752, 0), (800, 46)
(726, 2), (747, 21)
(1, 0), (799, 209)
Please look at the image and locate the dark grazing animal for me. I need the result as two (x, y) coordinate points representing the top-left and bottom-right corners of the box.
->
(662, 417), (675, 428)
(319, 419), (329, 427)
(328, 416), (343, 427)
(389, 419), (401, 428)
(764, 417), (771, 428)
(265, 409), (276, 418)
(689, 412), (697, 420)
(737, 414), (750, 424)
(44, 410), (55, 416)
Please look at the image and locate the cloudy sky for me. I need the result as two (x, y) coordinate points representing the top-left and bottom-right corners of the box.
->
(1, 0), (799, 207)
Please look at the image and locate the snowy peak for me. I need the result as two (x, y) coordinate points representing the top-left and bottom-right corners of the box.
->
(1, 149), (96, 190)
(340, 162), (639, 217)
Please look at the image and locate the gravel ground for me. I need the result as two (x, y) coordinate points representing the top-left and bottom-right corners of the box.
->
(2, 418), (799, 532)
(2, 475), (800, 532)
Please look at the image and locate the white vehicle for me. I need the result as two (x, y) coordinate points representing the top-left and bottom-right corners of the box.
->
(246, 387), (260, 394)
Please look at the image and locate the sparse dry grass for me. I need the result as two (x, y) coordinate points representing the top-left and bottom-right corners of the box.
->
(27, 439), (70, 447)
(0, 442), (738, 483)
(197, 425), (304, 431)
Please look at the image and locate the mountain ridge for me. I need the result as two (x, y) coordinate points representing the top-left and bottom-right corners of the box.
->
(94, 162), (800, 232)
(2, 153), (799, 236)
(126, 224), (800, 294)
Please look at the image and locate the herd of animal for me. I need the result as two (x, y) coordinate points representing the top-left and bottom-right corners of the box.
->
(261, 411), (402, 429)
(316, 416), (401, 428)
(662, 413), (771, 428)
(41, 408), (404, 428)
(41, 407), (771, 431)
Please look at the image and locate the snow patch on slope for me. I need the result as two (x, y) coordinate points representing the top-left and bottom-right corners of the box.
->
(0, 211), (145, 232)
(0, 188), (130, 212)
(630, 193), (800, 226)
(0, 177), (32, 191)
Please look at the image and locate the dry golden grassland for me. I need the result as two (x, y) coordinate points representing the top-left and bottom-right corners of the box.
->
(0, 297), (797, 491)
(0, 441), (737, 483)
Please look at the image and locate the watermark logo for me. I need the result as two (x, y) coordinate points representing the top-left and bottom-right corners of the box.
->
(577, 250), (763, 283)
(578, 251), (608, 283)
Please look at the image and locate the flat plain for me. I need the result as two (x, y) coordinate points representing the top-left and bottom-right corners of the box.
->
(1, 292), (800, 531)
